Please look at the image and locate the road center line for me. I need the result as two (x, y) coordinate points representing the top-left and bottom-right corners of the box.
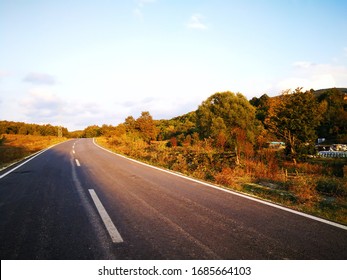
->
(75, 159), (81, 166)
(88, 189), (123, 243)
(72, 150), (75, 154)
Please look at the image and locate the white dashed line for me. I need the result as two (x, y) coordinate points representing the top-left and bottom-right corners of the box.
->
(88, 189), (123, 243)
(75, 159), (81, 166)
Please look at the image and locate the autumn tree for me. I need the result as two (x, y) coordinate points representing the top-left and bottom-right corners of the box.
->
(113, 123), (126, 137)
(135, 111), (157, 144)
(0, 121), (69, 137)
(100, 124), (119, 137)
(82, 125), (101, 138)
(124, 116), (136, 133)
(266, 88), (324, 162)
(316, 88), (347, 142)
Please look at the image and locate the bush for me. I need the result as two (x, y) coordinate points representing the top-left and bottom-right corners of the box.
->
(171, 153), (188, 172)
(289, 176), (317, 204)
(316, 177), (346, 196)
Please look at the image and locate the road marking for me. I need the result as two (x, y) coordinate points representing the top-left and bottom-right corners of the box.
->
(75, 159), (81, 166)
(93, 138), (347, 231)
(88, 189), (123, 243)
(72, 150), (75, 154)
(70, 158), (117, 258)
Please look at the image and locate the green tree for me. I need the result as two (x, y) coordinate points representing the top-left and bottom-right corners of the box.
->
(211, 117), (227, 149)
(197, 92), (257, 140)
(196, 91), (258, 160)
(250, 94), (270, 124)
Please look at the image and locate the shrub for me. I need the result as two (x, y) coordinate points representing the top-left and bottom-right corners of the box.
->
(316, 177), (346, 196)
(215, 167), (239, 187)
(171, 153), (188, 173)
(289, 176), (318, 204)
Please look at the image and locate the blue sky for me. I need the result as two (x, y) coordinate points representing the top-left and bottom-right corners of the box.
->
(1, 0), (346, 131)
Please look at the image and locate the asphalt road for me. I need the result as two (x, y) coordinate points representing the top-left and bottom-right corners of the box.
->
(0, 138), (346, 260)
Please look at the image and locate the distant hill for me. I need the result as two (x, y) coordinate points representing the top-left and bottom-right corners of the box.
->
(312, 87), (347, 98)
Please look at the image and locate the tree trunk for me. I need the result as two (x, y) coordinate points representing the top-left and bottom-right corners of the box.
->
(235, 146), (240, 165)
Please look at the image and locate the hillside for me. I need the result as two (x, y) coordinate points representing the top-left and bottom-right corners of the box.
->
(313, 87), (347, 97)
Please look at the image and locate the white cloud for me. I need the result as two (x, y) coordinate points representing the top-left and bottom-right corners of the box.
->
(23, 72), (56, 85)
(292, 61), (315, 69)
(187, 14), (208, 30)
(18, 88), (115, 130)
(274, 61), (347, 93)
(20, 89), (64, 119)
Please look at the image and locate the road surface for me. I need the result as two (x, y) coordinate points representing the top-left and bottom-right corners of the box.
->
(0, 138), (346, 259)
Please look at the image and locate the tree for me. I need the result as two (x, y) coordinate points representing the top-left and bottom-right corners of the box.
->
(100, 124), (118, 137)
(0, 121), (69, 137)
(136, 111), (157, 143)
(82, 125), (101, 138)
(124, 116), (136, 133)
(266, 88), (324, 162)
(18, 125), (29, 135)
(250, 94), (270, 124)
(316, 88), (347, 142)
(211, 117), (227, 149)
(196, 91), (258, 158)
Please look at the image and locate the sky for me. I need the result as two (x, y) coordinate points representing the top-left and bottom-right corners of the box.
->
(1, 0), (346, 131)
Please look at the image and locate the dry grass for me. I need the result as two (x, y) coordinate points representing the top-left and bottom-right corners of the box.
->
(0, 134), (67, 168)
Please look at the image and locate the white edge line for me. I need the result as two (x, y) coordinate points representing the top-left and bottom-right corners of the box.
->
(92, 138), (347, 231)
(0, 140), (71, 179)
(75, 159), (81, 166)
(88, 189), (123, 243)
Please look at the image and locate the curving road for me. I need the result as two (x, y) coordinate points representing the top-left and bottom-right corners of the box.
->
(0, 138), (346, 260)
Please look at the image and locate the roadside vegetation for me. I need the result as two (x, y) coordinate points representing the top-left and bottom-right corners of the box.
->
(93, 88), (347, 225)
(0, 134), (67, 169)
(96, 136), (347, 225)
